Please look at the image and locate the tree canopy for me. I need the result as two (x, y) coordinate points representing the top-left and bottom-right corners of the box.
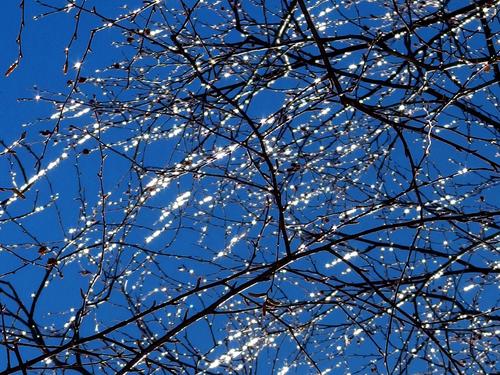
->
(1, 0), (499, 373)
